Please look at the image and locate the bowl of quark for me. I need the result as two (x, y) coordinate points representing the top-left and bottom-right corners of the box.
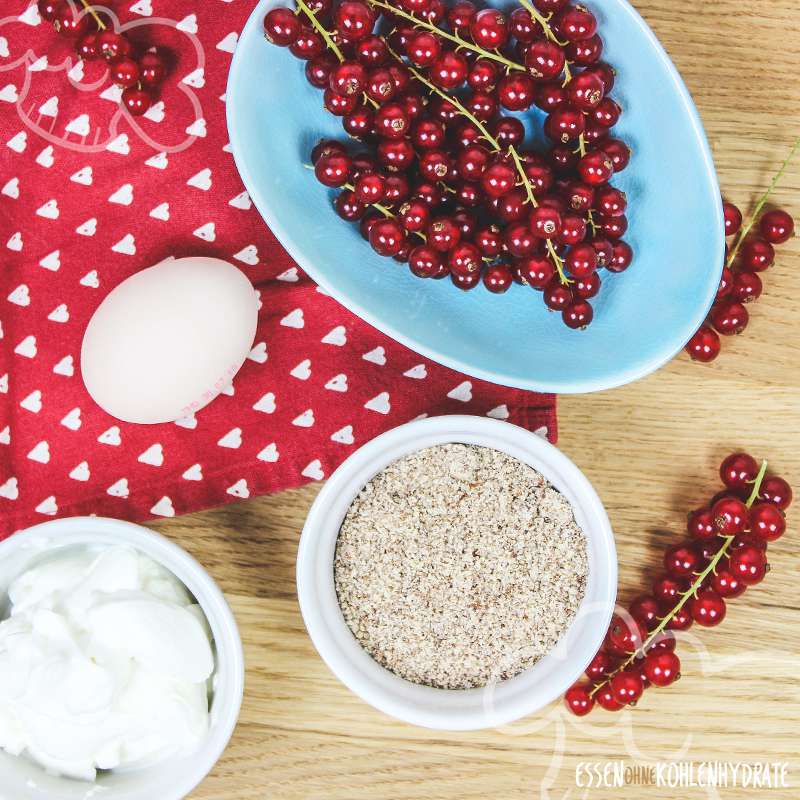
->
(0, 517), (244, 800)
(226, 0), (724, 394)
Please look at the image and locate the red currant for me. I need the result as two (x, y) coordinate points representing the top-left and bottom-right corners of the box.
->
(430, 51), (468, 90)
(710, 559), (747, 598)
(97, 30), (132, 61)
(567, 71), (605, 110)
(543, 281), (573, 311)
(577, 150), (614, 185)
(643, 650), (680, 687)
(759, 209), (794, 244)
(629, 594), (661, 631)
(470, 8), (510, 49)
(406, 31), (441, 67)
(334, 1), (375, 42)
(564, 683), (595, 716)
(121, 87), (151, 116)
(76, 33), (98, 60)
(728, 544), (768, 585)
(723, 201), (742, 237)
(111, 57), (140, 88)
(498, 74), (536, 112)
(610, 671), (644, 705)
(686, 507), (717, 540)
(483, 264), (514, 294)
(264, 7), (301, 46)
(556, 5), (598, 42)
(334, 189), (366, 221)
(711, 300), (748, 335)
(685, 325), (721, 362)
(314, 151), (352, 187)
(690, 588), (726, 627)
(759, 476), (792, 510)
(54, 2), (90, 37)
(719, 452), (758, 496)
(448, 242), (482, 276)
(748, 501), (786, 541)
(562, 300), (593, 329)
(139, 51), (167, 88)
(595, 683), (624, 711)
(290, 27), (324, 59)
(566, 243), (597, 278)
(525, 40), (566, 80)
(739, 238), (774, 272)
(574, 271), (601, 299)
(711, 495), (748, 535)
(664, 543), (700, 579)
(368, 218), (405, 256)
(731, 271), (763, 303)
(447, 0), (477, 32)
(355, 35), (388, 66)
(665, 606), (693, 631)
(408, 245), (443, 278)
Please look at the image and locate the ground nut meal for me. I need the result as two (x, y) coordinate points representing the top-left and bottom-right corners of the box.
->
(334, 443), (589, 690)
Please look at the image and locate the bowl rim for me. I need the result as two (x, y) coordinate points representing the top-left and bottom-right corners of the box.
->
(226, 0), (724, 395)
(0, 517), (245, 800)
(296, 415), (618, 730)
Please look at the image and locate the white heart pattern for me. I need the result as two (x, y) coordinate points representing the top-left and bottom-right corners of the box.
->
(227, 478), (250, 499)
(403, 364), (428, 379)
(364, 392), (391, 415)
(53, 355), (74, 376)
(174, 413), (198, 430)
(47, 304), (69, 323)
(69, 461), (90, 482)
(20, 390), (42, 413)
(35, 496), (58, 516)
(292, 409), (315, 428)
(301, 460), (325, 480)
(324, 374), (348, 393)
(331, 425), (355, 445)
(151, 496), (175, 517)
(2, 177), (20, 199)
(98, 426), (122, 446)
(233, 244), (258, 265)
(138, 443), (163, 466)
(321, 325), (347, 346)
(363, 346), (386, 365)
(290, 359), (311, 380)
(182, 464), (204, 481)
(218, 428), (243, 449)
(0, 478), (19, 501)
(253, 392), (276, 413)
(8, 284), (30, 306)
(447, 381), (473, 403)
(247, 342), (268, 363)
(280, 308), (304, 328)
(257, 443), (279, 462)
(70, 166), (93, 185)
(60, 407), (81, 430)
(27, 441), (50, 464)
(107, 478), (130, 498)
(39, 250), (60, 271)
(487, 404), (510, 420)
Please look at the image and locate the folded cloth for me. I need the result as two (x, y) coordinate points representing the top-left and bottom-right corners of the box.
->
(0, 1), (556, 538)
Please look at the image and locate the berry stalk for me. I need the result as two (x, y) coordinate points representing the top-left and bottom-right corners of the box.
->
(590, 459), (769, 699)
(295, 0), (345, 61)
(77, 0), (107, 31)
(725, 135), (800, 269)
(367, 0), (527, 73)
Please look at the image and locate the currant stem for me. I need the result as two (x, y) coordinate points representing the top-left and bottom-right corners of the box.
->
(590, 459), (769, 699)
(78, 0), (106, 31)
(295, 0), (344, 61)
(367, 0), (526, 73)
(516, 0), (563, 45)
(387, 42), (501, 150)
(726, 135), (800, 269)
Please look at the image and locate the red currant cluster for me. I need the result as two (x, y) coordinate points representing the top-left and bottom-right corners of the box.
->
(685, 139), (797, 362)
(565, 453), (792, 715)
(37, 0), (169, 116)
(264, 0), (633, 330)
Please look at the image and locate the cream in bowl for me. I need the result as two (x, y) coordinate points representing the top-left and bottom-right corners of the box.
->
(297, 415), (617, 730)
(0, 517), (244, 800)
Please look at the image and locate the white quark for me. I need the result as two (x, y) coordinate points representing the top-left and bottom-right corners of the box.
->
(0, 546), (215, 781)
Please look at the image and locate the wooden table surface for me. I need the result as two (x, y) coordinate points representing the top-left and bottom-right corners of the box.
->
(154, 2), (800, 797)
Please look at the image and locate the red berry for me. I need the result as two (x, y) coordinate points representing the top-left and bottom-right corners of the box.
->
(711, 495), (748, 535)
(665, 606), (693, 631)
(334, 1), (375, 41)
(545, 104), (585, 143)
(324, 87), (359, 116)
(448, 242), (482, 276)
(719, 452), (758, 496)
(566, 244), (597, 278)
(567, 71), (605, 110)
(562, 300), (593, 329)
(602, 138), (631, 172)
(406, 31), (440, 67)
(377, 139), (414, 172)
(470, 9), (510, 49)
(76, 33), (98, 60)
(556, 5), (598, 42)
(664, 543), (700, 579)
(567, 33), (603, 66)
(596, 187), (627, 217)
(592, 97), (621, 128)
(111, 57), (140, 88)
(739, 238), (774, 272)
(759, 476), (792, 510)
(710, 560), (747, 598)
(314, 151), (352, 187)
(605, 613), (642, 656)
(408, 245), (442, 278)
(498, 74), (536, 112)
(139, 51), (167, 88)
(38, 0), (60, 21)
(365, 68), (396, 102)
(398, 200), (429, 233)
(451, 270), (481, 290)
(759, 209), (794, 244)
(723, 201), (742, 237)
(430, 51), (468, 90)
(290, 26), (324, 59)
(368, 218), (405, 256)
(646, 630), (677, 652)
(481, 160), (516, 198)
(447, 0), (477, 32)
(97, 30), (132, 61)
(687, 508), (717, 541)
(574, 271), (601, 299)
(595, 683), (624, 711)
(542, 280), (572, 311)
(509, 7), (539, 43)
(690, 588), (726, 627)
(517, 255), (555, 289)
(577, 150), (614, 185)
(610, 671), (644, 705)
(525, 41), (565, 80)
(728, 544), (768, 585)
(731, 271), (763, 304)
(355, 34), (387, 66)
(330, 61), (366, 96)
(467, 59), (499, 92)
(685, 325), (721, 362)
(711, 300), (749, 335)
(121, 87), (151, 116)
(607, 240), (633, 272)
(585, 651), (616, 681)
(54, 1), (90, 37)
(653, 576), (684, 606)
(643, 651), (680, 687)
(483, 264), (514, 294)
(334, 190), (366, 221)
(564, 683), (595, 716)
(748, 501), (786, 542)
(628, 594), (660, 631)
(375, 103), (410, 140)
(263, 7), (301, 46)
(427, 217), (461, 253)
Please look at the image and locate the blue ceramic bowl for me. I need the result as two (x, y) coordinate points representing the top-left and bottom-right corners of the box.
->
(227, 0), (723, 394)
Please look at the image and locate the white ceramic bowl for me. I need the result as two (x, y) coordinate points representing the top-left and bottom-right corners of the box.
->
(0, 517), (244, 800)
(297, 416), (617, 730)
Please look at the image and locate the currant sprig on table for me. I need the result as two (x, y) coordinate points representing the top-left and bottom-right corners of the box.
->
(263, 0), (633, 330)
(37, 0), (170, 116)
(565, 453), (793, 715)
(685, 136), (798, 363)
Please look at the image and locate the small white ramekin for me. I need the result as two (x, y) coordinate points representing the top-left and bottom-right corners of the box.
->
(297, 415), (617, 731)
(0, 516), (244, 800)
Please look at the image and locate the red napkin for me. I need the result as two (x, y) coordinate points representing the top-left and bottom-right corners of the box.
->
(0, 0), (556, 539)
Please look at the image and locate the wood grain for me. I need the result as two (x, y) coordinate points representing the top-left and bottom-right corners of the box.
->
(153, 2), (800, 796)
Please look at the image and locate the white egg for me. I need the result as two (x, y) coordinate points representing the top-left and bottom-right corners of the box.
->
(81, 257), (259, 424)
